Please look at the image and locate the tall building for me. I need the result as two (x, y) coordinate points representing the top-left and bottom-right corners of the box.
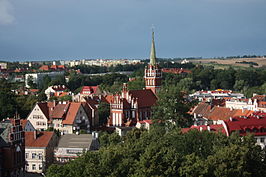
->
(108, 32), (160, 127)
(0, 119), (25, 177)
(144, 31), (162, 95)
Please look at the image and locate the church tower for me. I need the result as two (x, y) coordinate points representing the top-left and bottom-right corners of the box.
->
(144, 31), (162, 95)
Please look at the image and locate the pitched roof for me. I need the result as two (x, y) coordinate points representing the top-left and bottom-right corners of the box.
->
(39, 65), (50, 71)
(62, 102), (82, 124)
(104, 95), (114, 104)
(192, 102), (212, 118)
(80, 86), (99, 95)
(252, 95), (266, 101)
(128, 89), (157, 107)
(37, 102), (56, 119)
(225, 112), (266, 136)
(182, 124), (225, 134)
(51, 103), (69, 119)
(50, 85), (68, 91)
(208, 107), (253, 121)
(20, 119), (27, 129)
(25, 131), (54, 147)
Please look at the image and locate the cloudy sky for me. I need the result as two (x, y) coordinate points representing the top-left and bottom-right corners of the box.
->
(0, 0), (266, 61)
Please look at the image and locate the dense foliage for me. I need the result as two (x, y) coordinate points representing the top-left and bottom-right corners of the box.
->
(162, 65), (266, 97)
(152, 85), (193, 127)
(46, 127), (266, 177)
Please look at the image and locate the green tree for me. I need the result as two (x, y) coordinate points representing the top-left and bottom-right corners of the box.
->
(98, 102), (110, 125)
(152, 85), (193, 127)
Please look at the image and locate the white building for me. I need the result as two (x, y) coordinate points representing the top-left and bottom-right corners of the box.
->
(189, 89), (245, 102)
(54, 134), (99, 163)
(25, 72), (64, 88)
(44, 85), (69, 99)
(0, 62), (7, 70)
(25, 131), (58, 173)
(27, 101), (91, 134)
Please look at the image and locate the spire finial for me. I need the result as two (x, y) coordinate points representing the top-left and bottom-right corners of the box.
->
(150, 26), (156, 66)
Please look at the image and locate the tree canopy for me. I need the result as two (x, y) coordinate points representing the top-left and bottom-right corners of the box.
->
(46, 127), (266, 177)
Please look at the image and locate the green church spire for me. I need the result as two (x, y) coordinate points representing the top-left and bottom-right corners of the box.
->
(150, 31), (156, 66)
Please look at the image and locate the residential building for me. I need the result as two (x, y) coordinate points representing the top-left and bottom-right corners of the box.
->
(183, 112), (266, 148)
(54, 134), (99, 163)
(39, 65), (66, 71)
(25, 131), (58, 173)
(189, 89), (245, 102)
(45, 85), (70, 99)
(82, 97), (100, 129)
(25, 72), (64, 88)
(27, 101), (91, 134)
(225, 96), (266, 112)
(191, 102), (253, 125)
(0, 119), (25, 177)
(181, 59), (190, 64)
(161, 68), (192, 75)
(73, 86), (102, 102)
(136, 120), (153, 130)
(0, 63), (7, 70)
(115, 127), (133, 136)
(20, 120), (35, 132)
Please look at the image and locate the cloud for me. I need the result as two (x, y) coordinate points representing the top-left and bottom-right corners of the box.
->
(0, 0), (15, 25)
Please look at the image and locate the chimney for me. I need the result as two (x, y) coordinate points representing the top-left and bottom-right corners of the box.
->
(34, 130), (38, 139)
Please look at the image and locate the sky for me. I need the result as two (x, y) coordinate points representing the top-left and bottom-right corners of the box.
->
(0, 0), (266, 61)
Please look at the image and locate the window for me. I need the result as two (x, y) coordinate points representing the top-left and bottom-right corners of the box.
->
(32, 153), (36, 159)
(38, 154), (43, 160)
(25, 153), (29, 159)
(32, 164), (36, 170)
(39, 164), (42, 170)
(26, 164), (29, 170)
(261, 138), (265, 143)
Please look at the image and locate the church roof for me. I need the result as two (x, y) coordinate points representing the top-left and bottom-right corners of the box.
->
(129, 89), (157, 108)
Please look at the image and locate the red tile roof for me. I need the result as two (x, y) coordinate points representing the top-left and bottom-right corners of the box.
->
(162, 68), (192, 74)
(51, 103), (69, 119)
(51, 85), (68, 91)
(208, 107), (253, 121)
(192, 102), (212, 118)
(29, 89), (39, 93)
(225, 112), (266, 136)
(20, 119), (27, 129)
(252, 95), (266, 101)
(182, 124), (226, 134)
(104, 95), (114, 104)
(62, 102), (82, 124)
(192, 102), (253, 121)
(25, 131), (54, 147)
(39, 65), (50, 71)
(80, 86), (99, 95)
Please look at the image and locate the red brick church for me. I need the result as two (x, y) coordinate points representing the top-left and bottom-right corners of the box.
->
(108, 32), (162, 127)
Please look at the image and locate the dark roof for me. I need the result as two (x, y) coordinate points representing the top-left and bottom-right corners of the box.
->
(129, 89), (157, 107)
(0, 120), (12, 147)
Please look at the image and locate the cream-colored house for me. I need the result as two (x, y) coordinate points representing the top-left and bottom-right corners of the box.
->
(27, 102), (53, 130)
(27, 101), (91, 134)
(25, 131), (58, 173)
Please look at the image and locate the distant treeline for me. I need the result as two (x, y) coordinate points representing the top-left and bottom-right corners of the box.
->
(236, 61), (259, 66)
